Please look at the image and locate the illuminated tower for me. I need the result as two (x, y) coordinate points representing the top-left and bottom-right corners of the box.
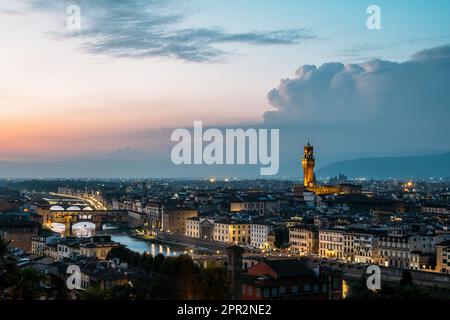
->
(302, 142), (316, 187)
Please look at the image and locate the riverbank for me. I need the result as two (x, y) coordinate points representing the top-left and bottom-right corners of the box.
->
(154, 231), (230, 253)
(103, 229), (221, 256)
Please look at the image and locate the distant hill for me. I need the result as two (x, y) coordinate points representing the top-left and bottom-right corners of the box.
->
(316, 152), (450, 179)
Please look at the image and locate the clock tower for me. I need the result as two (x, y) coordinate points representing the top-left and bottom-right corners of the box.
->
(302, 142), (316, 187)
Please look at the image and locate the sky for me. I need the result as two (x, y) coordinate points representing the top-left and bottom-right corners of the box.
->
(0, 0), (449, 177)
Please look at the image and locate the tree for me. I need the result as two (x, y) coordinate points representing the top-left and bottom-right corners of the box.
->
(195, 265), (231, 300)
(107, 284), (135, 300)
(396, 270), (429, 299)
(8, 268), (42, 300)
(44, 274), (71, 300)
(107, 246), (126, 261)
(399, 270), (413, 287)
(79, 285), (108, 300)
(0, 239), (8, 260)
(128, 252), (141, 267)
(142, 255), (154, 273)
(152, 254), (165, 274)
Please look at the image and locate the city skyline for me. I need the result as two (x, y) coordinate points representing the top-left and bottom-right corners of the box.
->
(1, 0), (450, 309)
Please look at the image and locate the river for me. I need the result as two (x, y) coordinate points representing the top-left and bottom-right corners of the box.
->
(110, 234), (182, 257)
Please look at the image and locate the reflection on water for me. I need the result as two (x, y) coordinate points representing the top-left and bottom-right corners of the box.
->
(342, 279), (349, 299)
(111, 235), (179, 257)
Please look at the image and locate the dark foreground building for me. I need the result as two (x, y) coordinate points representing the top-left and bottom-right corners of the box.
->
(241, 259), (342, 300)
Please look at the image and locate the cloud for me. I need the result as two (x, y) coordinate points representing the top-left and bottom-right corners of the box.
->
(337, 35), (450, 61)
(262, 45), (450, 169)
(264, 44), (450, 125)
(0, 8), (20, 15)
(29, 0), (315, 62)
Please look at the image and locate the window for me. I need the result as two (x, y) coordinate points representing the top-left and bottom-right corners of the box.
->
(256, 288), (261, 298)
(264, 288), (270, 298)
(279, 287), (286, 295)
(248, 286), (253, 296)
(271, 287), (278, 296)
(303, 284), (311, 292)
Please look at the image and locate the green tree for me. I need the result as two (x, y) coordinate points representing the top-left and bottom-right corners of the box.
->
(8, 268), (42, 300)
(152, 254), (165, 274)
(44, 274), (71, 300)
(107, 284), (135, 300)
(79, 285), (108, 300)
(142, 255), (154, 273)
(195, 265), (231, 300)
(399, 270), (413, 288)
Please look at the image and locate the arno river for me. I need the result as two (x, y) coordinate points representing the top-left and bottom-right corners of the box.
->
(110, 234), (182, 257)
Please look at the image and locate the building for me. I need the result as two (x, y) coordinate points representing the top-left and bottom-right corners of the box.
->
(161, 206), (198, 234)
(421, 205), (449, 215)
(343, 232), (354, 262)
(241, 259), (342, 300)
(296, 142), (362, 195)
(352, 231), (379, 264)
(302, 142), (316, 187)
(379, 234), (410, 269)
(79, 235), (121, 260)
(46, 235), (120, 261)
(79, 260), (147, 290)
(230, 194), (285, 216)
(31, 229), (60, 256)
(185, 217), (215, 240)
(0, 217), (39, 252)
(199, 218), (215, 241)
(213, 218), (250, 245)
(127, 210), (147, 228)
(56, 237), (82, 261)
(409, 251), (435, 271)
(435, 240), (450, 274)
(44, 242), (59, 260)
(289, 225), (319, 255)
(227, 245), (245, 300)
(318, 228), (345, 259)
(325, 195), (404, 213)
(250, 223), (273, 249)
(146, 200), (164, 230)
(186, 217), (200, 238)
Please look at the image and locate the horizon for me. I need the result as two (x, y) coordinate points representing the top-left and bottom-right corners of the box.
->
(1, 0), (450, 178)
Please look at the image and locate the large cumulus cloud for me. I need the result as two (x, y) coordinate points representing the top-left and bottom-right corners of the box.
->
(264, 45), (450, 125)
(263, 45), (450, 172)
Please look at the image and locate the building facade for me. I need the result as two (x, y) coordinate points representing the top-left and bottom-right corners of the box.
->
(289, 225), (319, 255)
(436, 240), (450, 274)
(319, 229), (344, 259)
(241, 259), (342, 300)
(161, 207), (198, 234)
(213, 219), (250, 245)
(250, 223), (273, 249)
